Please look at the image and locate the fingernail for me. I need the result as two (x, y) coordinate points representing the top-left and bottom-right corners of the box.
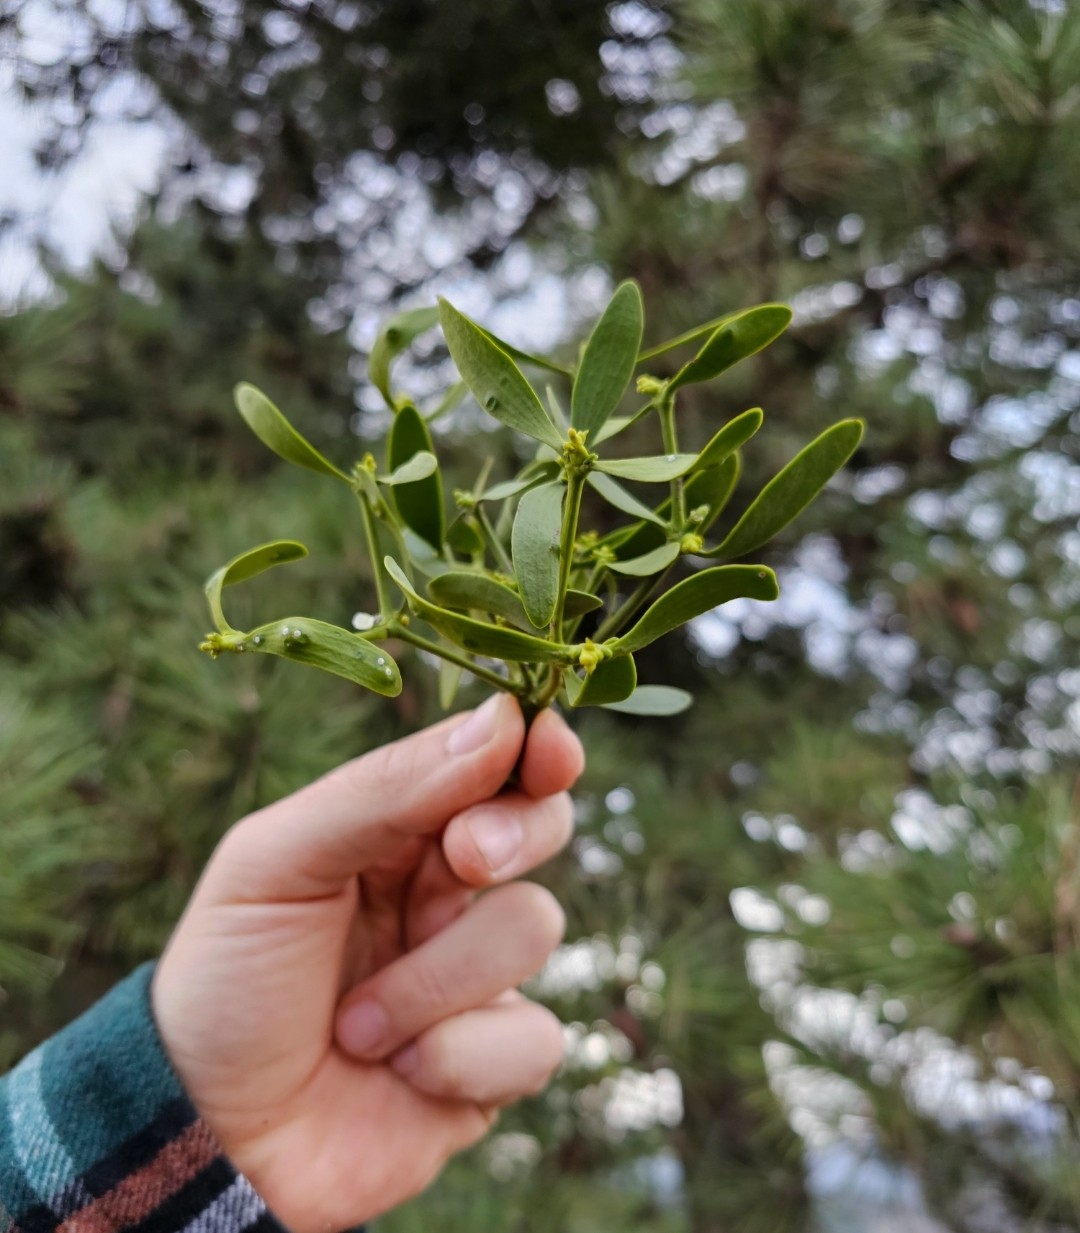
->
(338, 999), (389, 1056)
(466, 808), (524, 873)
(391, 1043), (420, 1077)
(446, 693), (503, 755)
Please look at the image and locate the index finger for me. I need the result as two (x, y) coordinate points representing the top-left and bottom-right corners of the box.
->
(205, 692), (525, 902)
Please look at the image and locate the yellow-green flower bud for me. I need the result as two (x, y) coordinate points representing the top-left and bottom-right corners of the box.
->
(199, 631), (247, 658)
(578, 638), (604, 675)
(562, 426), (596, 469)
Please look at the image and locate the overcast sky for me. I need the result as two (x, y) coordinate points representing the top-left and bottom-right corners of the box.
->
(0, 5), (169, 307)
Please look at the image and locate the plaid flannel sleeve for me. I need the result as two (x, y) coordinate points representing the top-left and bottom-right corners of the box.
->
(0, 964), (290, 1233)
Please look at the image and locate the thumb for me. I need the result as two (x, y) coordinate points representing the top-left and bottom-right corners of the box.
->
(203, 693), (524, 903)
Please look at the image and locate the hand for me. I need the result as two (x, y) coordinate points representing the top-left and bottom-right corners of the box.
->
(152, 694), (583, 1232)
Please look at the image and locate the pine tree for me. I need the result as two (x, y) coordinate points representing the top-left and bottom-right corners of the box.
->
(4, 2), (1080, 1231)
(573, 1), (1080, 1227)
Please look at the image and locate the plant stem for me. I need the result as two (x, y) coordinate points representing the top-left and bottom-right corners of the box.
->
(386, 619), (522, 695)
(425, 379), (470, 424)
(659, 391), (687, 528)
(356, 491), (393, 619)
(379, 512), (417, 590)
(539, 665), (565, 706)
(563, 556), (609, 643)
(594, 566), (673, 642)
(477, 505), (514, 575)
(552, 469), (586, 640)
(579, 555), (607, 598)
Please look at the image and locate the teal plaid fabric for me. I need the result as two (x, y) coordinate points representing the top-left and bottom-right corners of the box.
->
(0, 965), (288, 1233)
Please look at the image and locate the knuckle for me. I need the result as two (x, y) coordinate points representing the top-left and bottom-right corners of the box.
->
(352, 734), (420, 799)
(409, 958), (451, 1016)
(205, 814), (263, 886)
(213, 817), (249, 869)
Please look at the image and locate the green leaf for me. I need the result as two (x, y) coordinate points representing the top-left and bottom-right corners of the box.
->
(369, 306), (440, 407)
(587, 471), (667, 527)
(446, 514), (486, 557)
(597, 524), (643, 550)
(204, 540), (309, 633)
(572, 280), (644, 438)
(603, 685), (693, 716)
(695, 408), (764, 470)
(565, 589), (604, 616)
(208, 540), (309, 590)
(594, 414), (634, 444)
(595, 454), (698, 482)
(614, 565), (779, 655)
(438, 299), (563, 449)
(546, 386), (568, 433)
(428, 571), (530, 627)
(608, 540), (681, 577)
(404, 534), (454, 580)
(234, 384), (349, 481)
(637, 311), (739, 363)
(380, 450), (438, 485)
(384, 557), (571, 663)
(426, 380), (468, 423)
(387, 404), (444, 550)
(567, 654), (637, 708)
(705, 419), (864, 559)
(607, 519), (666, 562)
(475, 326), (573, 377)
(511, 480), (564, 629)
(477, 476), (534, 503)
(241, 617), (402, 696)
(668, 305), (792, 392)
(688, 452), (742, 532)
(476, 463), (560, 504)
(611, 453), (741, 563)
(439, 659), (464, 710)
(352, 463), (382, 507)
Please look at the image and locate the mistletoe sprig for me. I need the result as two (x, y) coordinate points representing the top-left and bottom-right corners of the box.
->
(199, 283), (863, 718)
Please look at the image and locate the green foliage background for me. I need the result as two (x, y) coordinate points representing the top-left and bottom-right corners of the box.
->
(3, 1), (1080, 1229)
